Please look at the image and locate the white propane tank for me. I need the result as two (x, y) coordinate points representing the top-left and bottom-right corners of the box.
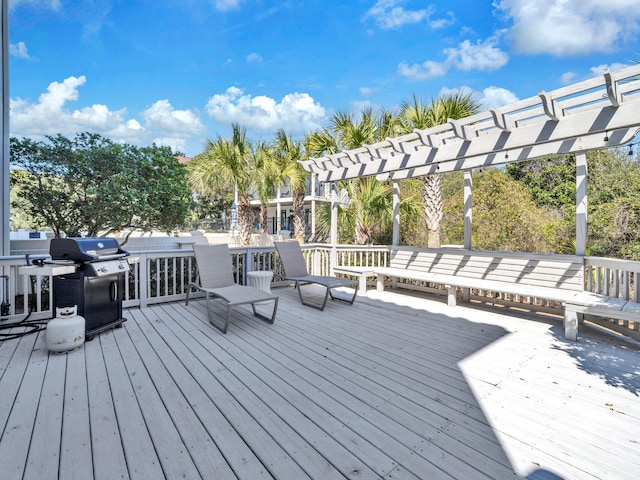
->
(46, 306), (86, 353)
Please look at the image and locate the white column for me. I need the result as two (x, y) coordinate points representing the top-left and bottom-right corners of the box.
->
(330, 184), (338, 272)
(575, 152), (588, 256)
(392, 181), (400, 246)
(276, 187), (282, 233)
(1, 0), (9, 256)
(311, 174), (317, 238)
(463, 170), (473, 250)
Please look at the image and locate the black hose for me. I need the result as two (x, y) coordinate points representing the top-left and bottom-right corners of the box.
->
(0, 273), (48, 342)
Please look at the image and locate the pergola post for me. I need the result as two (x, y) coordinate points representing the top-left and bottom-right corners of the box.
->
(392, 181), (400, 246)
(575, 152), (588, 256)
(1, 0), (9, 256)
(463, 171), (472, 250)
(276, 187), (282, 234)
(330, 183), (338, 272)
(310, 174), (317, 238)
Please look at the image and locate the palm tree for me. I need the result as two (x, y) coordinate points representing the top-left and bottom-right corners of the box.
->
(251, 140), (277, 235)
(274, 129), (307, 242)
(188, 123), (254, 245)
(307, 108), (407, 244)
(399, 92), (481, 247)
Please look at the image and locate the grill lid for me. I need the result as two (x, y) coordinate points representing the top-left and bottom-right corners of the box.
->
(49, 237), (129, 262)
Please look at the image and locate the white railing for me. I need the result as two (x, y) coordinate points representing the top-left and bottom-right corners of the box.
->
(3, 247), (639, 337)
(584, 256), (640, 302)
(0, 244), (389, 321)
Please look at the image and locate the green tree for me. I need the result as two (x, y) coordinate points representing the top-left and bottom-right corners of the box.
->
(10, 133), (192, 239)
(398, 93), (481, 247)
(469, 168), (568, 253)
(506, 156), (576, 208)
(189, 124), (255, 245)
(251, 140), (277, 235)
(9, 168), (45, 231)
(274, 130), (308, 242)
(306, 108), (410, 244)
(587, 148), (640, 259)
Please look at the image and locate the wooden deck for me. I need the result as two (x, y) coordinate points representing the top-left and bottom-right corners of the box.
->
(1, 286), (639, 480)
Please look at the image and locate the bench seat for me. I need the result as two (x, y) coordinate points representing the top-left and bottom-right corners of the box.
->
(564, 291), (640, 340)
(333, 266), (376, 294)
(373, 266), (580, 307)
(370, 247), (585, 340)
(336, 247), (640, 341)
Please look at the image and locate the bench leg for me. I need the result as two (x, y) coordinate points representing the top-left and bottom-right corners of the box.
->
(377, 275), (385, 292)
(358, 275), (367, 293)
(564, 308), (579, 341)
(462, 287), (470, 303)
(446, 285), (456, 307)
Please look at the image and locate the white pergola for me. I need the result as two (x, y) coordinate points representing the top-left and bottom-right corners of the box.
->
(300, 63), (640, 255)
(1, 0), (8, 256)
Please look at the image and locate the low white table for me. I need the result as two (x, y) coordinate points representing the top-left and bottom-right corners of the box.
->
(246, 271), (273, 293)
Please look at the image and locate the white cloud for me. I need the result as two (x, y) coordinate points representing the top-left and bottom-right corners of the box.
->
(429, 11), (456, 29)
(561, 62), (632, 85)
(494, 0), (640, 56)
(364, 0), (435, 29)
(589, 63), (632, 76)
(447, 37), (509, 71)
(141, 100), (205, 135)
(560, 71), (578, 85)
(213, 0), (243, 13)
(398, 35), (508, 80)
(477, 86), (519, 108)
(10, 41), (30, 59)
(246, 52), (263, 63)
(397, 59), (449, 80)
(10, 76), (206, 154)
(438, 85), (519, 110)
(9, 0), (61, 10)
(359, 87), (378, 96)
(205, 86), (326, 134)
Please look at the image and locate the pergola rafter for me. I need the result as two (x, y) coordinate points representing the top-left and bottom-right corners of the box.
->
(301, 64), (640, 255)
(300, 64), (640, 183)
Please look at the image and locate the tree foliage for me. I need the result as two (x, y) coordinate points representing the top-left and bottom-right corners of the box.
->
(506, 156), (576, 208)
(188, 124), (256, 245)
(398, 92), (481, 247)
(586, 149), (640, 259)
(10, 133), (193, 239)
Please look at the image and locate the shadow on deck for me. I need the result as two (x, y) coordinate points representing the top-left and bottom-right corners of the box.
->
(1, 286), (638, 479)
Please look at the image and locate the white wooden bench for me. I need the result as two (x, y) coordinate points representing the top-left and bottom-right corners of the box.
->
(564, 257), (640, 341)
(332, 266), (376, 294)
(372, 247), (585, 339)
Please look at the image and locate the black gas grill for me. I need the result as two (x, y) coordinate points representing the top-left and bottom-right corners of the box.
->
(50, 238), (130, 340)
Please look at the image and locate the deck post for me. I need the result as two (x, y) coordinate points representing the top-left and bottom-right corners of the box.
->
(330, 183), (338, 273)
(463, 171), (472, 250)
(575, 152), (588, 256)
(1, 0), (9, 256)
(392, 181), (400, 246)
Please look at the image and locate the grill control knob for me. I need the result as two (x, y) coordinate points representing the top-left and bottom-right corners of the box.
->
(119, 263), (127, 270)
(100, 266), (109, 273)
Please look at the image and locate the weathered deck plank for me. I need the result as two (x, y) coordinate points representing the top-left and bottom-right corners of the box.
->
(146, 303), (372, 480)
(1, 286), (639, 480)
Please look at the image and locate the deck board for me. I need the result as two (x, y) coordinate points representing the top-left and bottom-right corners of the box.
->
(1, 286), (640, 479)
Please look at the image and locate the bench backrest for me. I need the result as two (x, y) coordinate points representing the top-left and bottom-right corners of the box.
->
(389, 247), (584, 292)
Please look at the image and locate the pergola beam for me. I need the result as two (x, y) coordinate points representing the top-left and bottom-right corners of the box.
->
(301, 65), (640, 183)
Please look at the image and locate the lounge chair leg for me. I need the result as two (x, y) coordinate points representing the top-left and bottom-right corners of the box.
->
(251, 297), (279, 324)
(185, 283), (195, 305)
(205, 293), (229, 334)
(328, 285), (358, 305)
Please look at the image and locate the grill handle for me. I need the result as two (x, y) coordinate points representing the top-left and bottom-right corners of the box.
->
(94, 254), (127, 261)
(110, 281), (118, 302)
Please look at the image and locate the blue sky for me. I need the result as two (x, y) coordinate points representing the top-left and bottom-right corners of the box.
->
(8, 0), (640, 157)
